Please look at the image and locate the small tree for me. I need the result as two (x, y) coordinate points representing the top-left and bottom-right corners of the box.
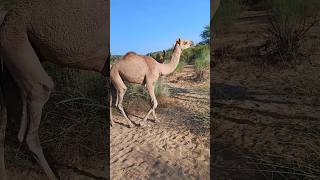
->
(200, 25), (210, 44)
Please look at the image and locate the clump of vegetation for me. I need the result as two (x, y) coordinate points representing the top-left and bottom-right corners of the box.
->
(125, 77), (169, 99)
(200, 25), (210, 44)
(261, 0), (320, 65)
(194, 45), (210, 81)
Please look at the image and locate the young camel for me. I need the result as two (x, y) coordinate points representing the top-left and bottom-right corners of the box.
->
(0, 0), (109, 180)
(110, 38), (193, 127)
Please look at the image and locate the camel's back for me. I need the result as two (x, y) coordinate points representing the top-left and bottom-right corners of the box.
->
(117, 53), (159, 72)
(1, 0), (109, 71)
(112, 53), (160, 84)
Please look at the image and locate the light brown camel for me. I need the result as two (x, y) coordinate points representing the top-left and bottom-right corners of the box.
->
(110, 38), (193, 128)
(0, 0), (109, 180)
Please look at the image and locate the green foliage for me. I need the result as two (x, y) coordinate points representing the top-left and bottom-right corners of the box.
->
(111, 55), (121, 65)
(44, 62), (107, 104)
(261, 0), (320, 65)
(194, 45), (210, 81)
(200, 25), (210, 44)
(126, 77), (169, 99)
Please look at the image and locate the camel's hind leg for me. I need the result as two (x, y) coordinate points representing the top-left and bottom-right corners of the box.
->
(109, 87), (114, 126)
(140, 81), (158, 127)
(2, 36), (58, 180)
(18, 91), (27, 142)
(111, 73), (134, 128)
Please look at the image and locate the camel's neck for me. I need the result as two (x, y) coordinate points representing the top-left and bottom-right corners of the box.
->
(159, 44), (182, 75)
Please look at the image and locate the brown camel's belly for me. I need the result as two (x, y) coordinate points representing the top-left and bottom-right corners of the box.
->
(119, 68), (146, 84)
(24, 0), (108, 72)
(116, 60), (148, 84)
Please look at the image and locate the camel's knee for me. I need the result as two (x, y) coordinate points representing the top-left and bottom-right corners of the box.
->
(27, 78), (54, 103)
(118, 86), (127, 96)
(151, 99), (158, 109)
(118, 103), (124, 111)
(26, 133), (43, 154)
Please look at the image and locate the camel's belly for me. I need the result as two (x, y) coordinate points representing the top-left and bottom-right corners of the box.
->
(119, 68), (146, 84)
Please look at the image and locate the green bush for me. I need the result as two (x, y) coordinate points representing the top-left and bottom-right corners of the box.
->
(125, 77), (169, 99)
(194, 45), (210, 81)
(261, 0), (320, 65)
(44, 62), (107, 104)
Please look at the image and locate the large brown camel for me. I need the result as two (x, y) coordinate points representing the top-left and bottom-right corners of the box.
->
(109, 0), (222, 128)
(0, 0), (109, 180)
(110, 39), (193, 128)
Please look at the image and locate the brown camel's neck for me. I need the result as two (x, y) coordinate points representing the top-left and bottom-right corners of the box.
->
(158, 44), (182, 75)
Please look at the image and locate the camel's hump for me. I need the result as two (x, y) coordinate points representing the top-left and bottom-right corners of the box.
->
(123, 51), (138, 58)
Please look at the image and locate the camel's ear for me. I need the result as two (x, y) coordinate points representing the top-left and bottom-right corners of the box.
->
(176, 38), (181, 44)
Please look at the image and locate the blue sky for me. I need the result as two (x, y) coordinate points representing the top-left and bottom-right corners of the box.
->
(111, 0), (209, 55)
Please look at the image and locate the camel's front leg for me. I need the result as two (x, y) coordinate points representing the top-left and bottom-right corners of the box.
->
(26, 82), (58, 180)
(18, 91), (27, 142)
(140, 82), (158, 127)
(0, 34), (58, 180)
(116, 85), (134, 128)
(110, 92), (114, 126)
(152, 109), (159, 123)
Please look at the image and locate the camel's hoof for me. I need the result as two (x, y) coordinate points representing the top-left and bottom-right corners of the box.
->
(139, 122), (146, 127)
(128, 123), (134, 128)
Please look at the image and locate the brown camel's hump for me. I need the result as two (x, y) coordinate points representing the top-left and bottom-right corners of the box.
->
(122, 51), (138, 59)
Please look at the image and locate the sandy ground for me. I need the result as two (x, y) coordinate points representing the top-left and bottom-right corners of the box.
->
(111, 65), (210, 179)
(212, 10), (320, 179)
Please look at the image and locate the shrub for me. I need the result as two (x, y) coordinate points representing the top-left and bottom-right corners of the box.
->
(261, 0), (320, 65)
(126, 77), (169, 100)
(194, 45), (210, 81)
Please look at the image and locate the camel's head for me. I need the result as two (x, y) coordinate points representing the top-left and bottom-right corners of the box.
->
(176, 38), (194, 50)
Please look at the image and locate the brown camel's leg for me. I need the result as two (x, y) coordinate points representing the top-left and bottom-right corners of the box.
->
(152, 109), (159, 123)
(109, 90), (114, 126)
(18, 91), (27, 142)
(26, 82), (57, 180)
(111, 74), (134, 128)
(140, 82), (158, 127)
(0, 87), (7, 180)
(2, 37), (58, 180)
